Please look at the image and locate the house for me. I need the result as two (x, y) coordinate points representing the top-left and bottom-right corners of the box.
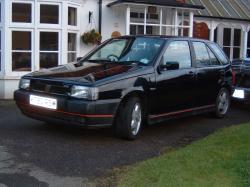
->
(0, 0), (249, 99)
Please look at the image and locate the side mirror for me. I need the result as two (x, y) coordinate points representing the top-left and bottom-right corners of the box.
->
(77, 57), (82, 62)
(159, 61), (179, 71)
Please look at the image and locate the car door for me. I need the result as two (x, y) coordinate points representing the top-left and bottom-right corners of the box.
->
(150, 40), (197, 116)
(191, 41), (225, 106)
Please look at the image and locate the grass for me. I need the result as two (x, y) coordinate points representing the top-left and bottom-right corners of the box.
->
(115, 123), (250, 187)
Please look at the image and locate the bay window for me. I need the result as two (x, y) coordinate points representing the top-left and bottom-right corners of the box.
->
(40, 32), (59, 69)
(68, 33), (77, 62)
(12, 31), (32, 71)
(12, 3), (32, 23)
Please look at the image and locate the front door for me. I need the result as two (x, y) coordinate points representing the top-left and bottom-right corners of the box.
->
(150, 40), (197, 117)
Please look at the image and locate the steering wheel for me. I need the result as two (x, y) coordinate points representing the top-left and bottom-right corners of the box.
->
(107, 54), (119, 62)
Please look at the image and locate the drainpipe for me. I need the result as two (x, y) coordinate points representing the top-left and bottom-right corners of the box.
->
(98, 0), (102, 35)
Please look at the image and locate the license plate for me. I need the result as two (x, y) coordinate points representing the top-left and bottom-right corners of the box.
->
(30, 95), (57, 110)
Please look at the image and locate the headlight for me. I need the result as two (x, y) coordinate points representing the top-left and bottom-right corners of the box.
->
(19, 78), (30, 90)
(232, 89), (245, 99)
(70, 85), (99, 100)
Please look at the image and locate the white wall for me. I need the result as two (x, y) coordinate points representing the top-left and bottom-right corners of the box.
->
(79, 0), (126, 57)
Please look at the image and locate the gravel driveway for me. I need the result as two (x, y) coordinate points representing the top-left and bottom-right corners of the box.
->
(0, 101), (249, 186)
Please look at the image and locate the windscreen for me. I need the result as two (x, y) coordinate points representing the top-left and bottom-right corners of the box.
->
(88, 37), (165, 65)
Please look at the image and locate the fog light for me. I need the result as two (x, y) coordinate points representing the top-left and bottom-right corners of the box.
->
(233, 89), (245, 99)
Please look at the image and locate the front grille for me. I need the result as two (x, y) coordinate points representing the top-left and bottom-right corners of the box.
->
(30, 80), (71, 96)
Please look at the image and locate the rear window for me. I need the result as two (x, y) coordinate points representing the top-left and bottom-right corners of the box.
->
(208, 43), (229, 65)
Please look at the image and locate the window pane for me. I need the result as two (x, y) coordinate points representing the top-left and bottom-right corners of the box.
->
(223, 28), (231, 46)
(12, 52), (31, 71)
(40, 53), (58, 69)
(233, 48), (240, 59)
(209, 43), (229, 65)
(40, 32), (58, 51)
(68, 52), (76, 63)
(12, 3), (31, 23)
(207, 47), (220, 65)
(12, 31), (31, 50)
(223, 47), (230, 59)
(68, 33), (76, 51)
(68, 7), (77, 26)
(163, 41), (191, 69)
(247, 31), (250, 48)
(130, 25), (136, 35)
(234, 29), (241, 47)
(0, 3), (2, 22)
(193, 42), (210, 66)
(247, 49), (250, 58)
(40, 5), (59, 24)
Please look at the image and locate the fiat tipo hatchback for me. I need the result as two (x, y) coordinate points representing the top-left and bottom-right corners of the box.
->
(15, 36), (233, 140)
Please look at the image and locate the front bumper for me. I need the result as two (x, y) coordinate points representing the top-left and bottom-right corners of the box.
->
(232, 87), (250, 104)
(14, 90), (121, 127)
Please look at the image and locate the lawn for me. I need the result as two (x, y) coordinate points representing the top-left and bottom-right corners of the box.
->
(116, 123), (250, 187)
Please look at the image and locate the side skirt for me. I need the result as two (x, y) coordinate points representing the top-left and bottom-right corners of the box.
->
(148, 104), (215, 125)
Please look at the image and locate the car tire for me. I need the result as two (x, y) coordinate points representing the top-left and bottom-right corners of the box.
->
(214, 88), (230, 118)
(114, 97), (143, 140)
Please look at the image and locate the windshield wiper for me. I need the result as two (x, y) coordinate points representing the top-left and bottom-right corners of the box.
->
(88, 59), (113, 63)
(118, 61), (147, 66)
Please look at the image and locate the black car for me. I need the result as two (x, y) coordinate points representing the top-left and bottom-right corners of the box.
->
(14, 36), (233, 140)
(232, 58), (250, 104)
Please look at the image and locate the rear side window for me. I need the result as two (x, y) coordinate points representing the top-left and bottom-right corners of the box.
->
(163, 41), (191, 69)
(193, 42), (210, 67)
(208, 43), (229, 65)
(207, 47), (221, 65)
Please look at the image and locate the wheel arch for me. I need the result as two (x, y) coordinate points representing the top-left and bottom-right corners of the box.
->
(112, 90), (148, 125)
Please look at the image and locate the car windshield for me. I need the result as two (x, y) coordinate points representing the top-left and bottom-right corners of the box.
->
(87, 37), (165, 65)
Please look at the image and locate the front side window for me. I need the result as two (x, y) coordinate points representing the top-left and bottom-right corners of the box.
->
(193, 42), (210, 67)
(40, 32), (58, 69)
(12, 3), (32, 23)
(209, 43), (229, 65)
(68, 7), (77, 26)
(12, 31), (32, 71)
(163, 41), (191, 69)
(88, 37), (165, 65)
(68, 33), (77, 62)
(40, 4), (59, 24)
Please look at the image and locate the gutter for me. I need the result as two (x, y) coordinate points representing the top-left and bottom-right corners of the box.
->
(98, 0), (103, 35)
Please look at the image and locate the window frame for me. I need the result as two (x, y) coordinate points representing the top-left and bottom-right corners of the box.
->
(39, 30), (61, 69)
(10, 1), (34, 27)
(247, 30), (250, 58)
(10, 29), (33, 75)
(129, 7), (192, 36)
(38, 2), (61, 28)
(222, 27), (242, 60)
(161, 40), (192, 70)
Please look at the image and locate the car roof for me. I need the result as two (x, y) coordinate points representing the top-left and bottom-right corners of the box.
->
(117, 35), (212, 43)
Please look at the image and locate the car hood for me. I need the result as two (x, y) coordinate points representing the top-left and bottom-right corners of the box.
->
(25, 62), (141, 83)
